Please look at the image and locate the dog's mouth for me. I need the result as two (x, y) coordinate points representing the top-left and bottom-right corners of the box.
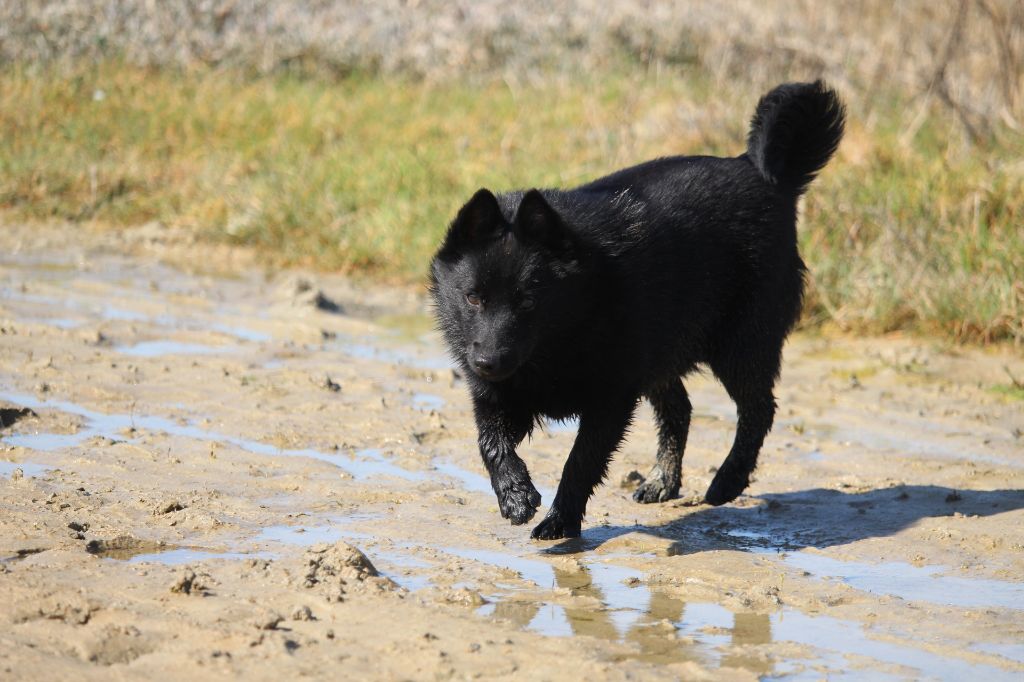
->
(470, 364), (517, 382)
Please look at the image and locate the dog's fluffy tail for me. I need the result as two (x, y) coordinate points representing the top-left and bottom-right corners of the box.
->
(746, 80), (845, 196)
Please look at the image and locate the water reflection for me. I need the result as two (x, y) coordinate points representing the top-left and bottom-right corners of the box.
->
(475, 557), (1017, 679)
(556, 564), (624, 640)
(721, 612), (773, 673)
(488, 560), (774, 668)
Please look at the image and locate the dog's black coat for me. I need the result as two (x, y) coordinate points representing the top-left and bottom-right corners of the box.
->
(429, 81), (845, 539)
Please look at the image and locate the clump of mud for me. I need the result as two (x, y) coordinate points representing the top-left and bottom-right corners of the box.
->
(279, 276), (343, 314)
(13, 593), (97, 625)
(79, 624), (153, 666)
(169, 567), (213, 596)
(85, 535), (172, 560)
(0, 404), (36, 429)
(424, 586), (487, 607)
(301, 542), (398, 602)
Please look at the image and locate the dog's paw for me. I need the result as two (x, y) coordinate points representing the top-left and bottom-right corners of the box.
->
(704, 465), (750, 506)
(632, 467), (679, 504)
(530, 508), (581, 540)
(496, 480), (542, 526)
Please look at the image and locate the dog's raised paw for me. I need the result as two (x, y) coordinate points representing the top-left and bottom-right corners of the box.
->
(497, 481), (542, 525)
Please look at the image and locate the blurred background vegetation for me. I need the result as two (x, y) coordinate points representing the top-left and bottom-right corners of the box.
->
(1, 1), (1021, 344)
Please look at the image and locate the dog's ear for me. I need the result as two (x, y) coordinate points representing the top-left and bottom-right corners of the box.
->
(514, 189), (574, 256)
(446, 188), (504, 246)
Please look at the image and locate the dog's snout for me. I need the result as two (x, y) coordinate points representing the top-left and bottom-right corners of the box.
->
(467, 347), (517, 381)
(472, 355), (495, 373)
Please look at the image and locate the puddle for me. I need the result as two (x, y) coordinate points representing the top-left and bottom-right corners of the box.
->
(255, 523), (431, 591)
(782, 552), (1024, 610)
(710, 523), (1024, 612)
(82, 527), (277, 565)
(445, 547), (557, 589)
(4, 378), (1020, 676)
(80, 487), (1022, 680)
(802, 449), (825, 462)
(101, 305), (150, 322)
(349, 448), (430, 482)
(336, 339), (452, 371)
(503, 560), (650, 640)
(477, 564), (1018, 678)
(0, 391), (222, 453)
(428, 460), (553, 503)
(2, 281), (270, 345)
(140, 313), (270, 344)
(0, 460), (52, 478)
(256, 525), (352, 546)
(117, 341), (232, 357)
(425, 542), (1024, 677)
(210, 323), (271, 343)
(86, 537), (178, 561)
(769, 609), (1018, 681)
(972, 643), (1024, 665)
(38, 317), (83, 329)
(411, 392), (445, 411)
(582, 562), (648, 635)
(447, 547), (655, 643)
(430, 460), (493, 496)
(1, 287), (149, 323)
(374, 550), (434, 592)
(0, 391), (480, 485)
(87, 536), (274, 565)
(124, 548), (274, 565)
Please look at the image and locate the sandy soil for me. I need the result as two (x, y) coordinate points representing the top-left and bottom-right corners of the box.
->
(1, 224), (1023, 681)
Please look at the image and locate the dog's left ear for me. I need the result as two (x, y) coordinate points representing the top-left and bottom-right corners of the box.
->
(447, 188), (505, 247)
(514, 189), (574, 257)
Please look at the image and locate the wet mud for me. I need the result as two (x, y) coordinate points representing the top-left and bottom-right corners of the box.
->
(1, 225), (1023, 680)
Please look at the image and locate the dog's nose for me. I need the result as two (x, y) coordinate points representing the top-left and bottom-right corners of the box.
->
(472, 355), (495, 374)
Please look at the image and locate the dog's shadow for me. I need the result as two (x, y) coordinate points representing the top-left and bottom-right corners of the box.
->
(543, 485), (1024, 556)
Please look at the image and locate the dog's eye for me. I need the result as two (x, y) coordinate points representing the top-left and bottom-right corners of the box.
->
(465, 292), (481, 307)
(520, 297), (535, 310)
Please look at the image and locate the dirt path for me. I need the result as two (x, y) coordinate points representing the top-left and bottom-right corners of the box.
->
(1, 224), (1023, 681)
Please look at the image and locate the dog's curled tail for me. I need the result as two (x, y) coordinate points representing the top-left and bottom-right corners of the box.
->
(746, 80), (845, 196)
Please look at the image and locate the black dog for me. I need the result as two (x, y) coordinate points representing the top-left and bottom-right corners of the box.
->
(429, 81), (844, 540)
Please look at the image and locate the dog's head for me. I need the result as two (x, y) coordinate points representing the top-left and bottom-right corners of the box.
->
(430, 188), (587, 382)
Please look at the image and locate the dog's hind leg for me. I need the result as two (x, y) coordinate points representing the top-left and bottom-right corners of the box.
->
(634, 379), (691, 503)
(704, 347), (780, 506)
(531, 396), (637, 540)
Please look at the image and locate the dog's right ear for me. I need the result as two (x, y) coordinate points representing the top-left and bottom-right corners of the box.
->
(445, 188), (504, 247)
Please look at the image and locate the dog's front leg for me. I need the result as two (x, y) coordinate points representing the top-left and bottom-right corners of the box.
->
(531, 397), (637, 540)
(473, 396), (541, 525)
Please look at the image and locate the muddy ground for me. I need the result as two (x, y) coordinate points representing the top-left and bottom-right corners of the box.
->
(1, 224), (1023, 681)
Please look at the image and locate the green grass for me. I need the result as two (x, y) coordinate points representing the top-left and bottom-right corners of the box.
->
(989, 384), (1024, 401)
(1, 62), (1021, 344)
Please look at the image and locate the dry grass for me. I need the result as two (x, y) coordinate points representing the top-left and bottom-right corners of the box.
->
(1, 1), (1022, 344)
(5, 1), (1021, 132)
